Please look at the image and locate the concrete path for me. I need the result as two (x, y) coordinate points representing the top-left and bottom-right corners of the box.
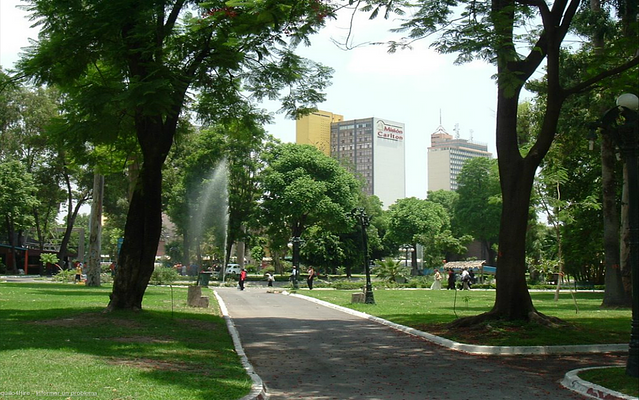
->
(215, 287), (626, 400)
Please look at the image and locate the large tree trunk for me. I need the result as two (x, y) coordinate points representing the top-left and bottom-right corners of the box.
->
(492, 92), (538, 319)
(107, 116), (175, 311)
(86, 173), (104, 287)
(601, 135), (628, 306)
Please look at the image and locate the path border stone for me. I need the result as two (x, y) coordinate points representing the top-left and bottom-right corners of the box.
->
(288, 292), (627, 356)
(561, 367), (636, 400)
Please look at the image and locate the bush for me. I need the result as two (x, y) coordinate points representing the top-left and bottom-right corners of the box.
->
(149, 266), (179, 285)
(330, 280), (366, 290)
(53, 269), (75, 283)
(245, 264), (258, 274)
(406, 276), (431, 288)
(261, 266), (275, 275)
(374, 258), (411, 283)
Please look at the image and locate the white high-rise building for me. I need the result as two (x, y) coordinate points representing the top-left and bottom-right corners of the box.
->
(330, 117), (406, 208)
(427, 125), (492, 192)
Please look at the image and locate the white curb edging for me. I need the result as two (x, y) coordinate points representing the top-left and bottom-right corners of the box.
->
(213, 290), (268, 400)
(288, 292), (627, 356)
(561, 367), (636, 400)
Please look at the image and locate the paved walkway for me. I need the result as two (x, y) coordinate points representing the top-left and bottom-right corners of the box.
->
(214, 287), (627, 400)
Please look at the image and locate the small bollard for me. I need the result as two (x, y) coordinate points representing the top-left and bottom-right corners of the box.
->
(351, 292), (365, 303)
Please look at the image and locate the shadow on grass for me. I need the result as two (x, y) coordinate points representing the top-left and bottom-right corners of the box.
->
(0, 283), (249, 399)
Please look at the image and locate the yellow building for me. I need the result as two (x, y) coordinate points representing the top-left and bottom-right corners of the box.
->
(296, 110), (344, 156)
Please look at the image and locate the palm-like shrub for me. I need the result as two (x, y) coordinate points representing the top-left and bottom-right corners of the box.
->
(374, 258), (411, 283)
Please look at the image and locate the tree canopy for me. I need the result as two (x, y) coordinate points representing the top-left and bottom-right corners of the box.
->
(18, 0), (336, 310)
(259, 143), (361, 248)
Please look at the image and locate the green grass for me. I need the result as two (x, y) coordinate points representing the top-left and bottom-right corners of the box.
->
(0, 282), (251, 400)
(300, 289), (631, 346)
(578, 367), (638, 397)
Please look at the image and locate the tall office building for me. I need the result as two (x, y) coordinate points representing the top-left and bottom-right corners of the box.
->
(427, 124), (492, 192)
(296, 110), (344, 156)
(330, 117), (406, 208)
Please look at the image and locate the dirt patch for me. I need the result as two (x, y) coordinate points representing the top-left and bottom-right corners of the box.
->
(107, 357), (201, 373)
(175, 318), (219, 331)
(110, 336), (176, 344)
(31, 313), (143, 329)
(415, 322), (530, 345)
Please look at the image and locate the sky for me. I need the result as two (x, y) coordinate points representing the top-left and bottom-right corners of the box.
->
(1, 0), (500, 200)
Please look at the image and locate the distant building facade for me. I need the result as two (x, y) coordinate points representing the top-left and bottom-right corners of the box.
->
(427, 125), (492, 192)
(296, 110), (344, 156)
(330, 117), (406, 208)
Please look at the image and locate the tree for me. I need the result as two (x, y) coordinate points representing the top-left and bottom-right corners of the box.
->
(367, 0), (638, 323)
(300, 225), (345, 274)
(385, 197), (454, 274)
(0, 76), (65, 252)
(20, 0), (334, 310)
(0, 161), (40, 273)
(259, 143), (361, 263)
(455, 157), (501, 265)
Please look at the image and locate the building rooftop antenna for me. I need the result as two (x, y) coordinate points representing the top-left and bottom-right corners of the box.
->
(454, 123), (460, 139)
(470, 129), (474, 142)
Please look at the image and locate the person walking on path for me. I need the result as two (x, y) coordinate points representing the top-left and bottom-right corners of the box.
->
(307, 267), (315, 290)
(431, 269), (442, 290)
(239, 268), (247, 291)
(266, 272), (274, 287)
(447, 268), (456, 290)
(461, 267), (471, 290)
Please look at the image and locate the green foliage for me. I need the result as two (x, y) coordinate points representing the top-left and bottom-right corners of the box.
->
(385, 197), (463, 270)
(0, 259), (6, 274)
(39, 253), (59, 266)
(150, 266), (180, 285)
(374, 258), (411, 283)
(0, 161), (40, 249)
(454, 157), (501, 263)
(330, 280), (368, 290)
(301, 225), (345, 272)
(259, 143), (361, 246)
(261, 266), (275, 275)
(52, 269), (75, 283)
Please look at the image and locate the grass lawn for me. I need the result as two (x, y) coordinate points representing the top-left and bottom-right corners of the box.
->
(0, 282), (251, 400)
(300, 289), (631, 346)
(578, 367), (639, 398)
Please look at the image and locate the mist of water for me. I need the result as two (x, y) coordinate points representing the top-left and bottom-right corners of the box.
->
(189, 160), (229, 279)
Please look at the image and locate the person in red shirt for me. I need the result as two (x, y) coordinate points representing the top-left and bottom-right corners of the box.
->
(239, 268), (247, 291)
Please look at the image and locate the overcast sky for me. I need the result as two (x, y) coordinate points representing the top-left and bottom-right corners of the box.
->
(1, 1), (500, 200)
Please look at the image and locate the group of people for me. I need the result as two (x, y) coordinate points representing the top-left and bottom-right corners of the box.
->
(238, 266), (317, 291)
(430, 267), (476, 290)
(289, 266), (316, 289)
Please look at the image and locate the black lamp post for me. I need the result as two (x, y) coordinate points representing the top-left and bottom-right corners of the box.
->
(350, 208), (375, 304)
(593, 93), (639, 378)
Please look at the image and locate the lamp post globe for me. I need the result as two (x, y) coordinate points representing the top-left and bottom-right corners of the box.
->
(616, 93), (639, 111)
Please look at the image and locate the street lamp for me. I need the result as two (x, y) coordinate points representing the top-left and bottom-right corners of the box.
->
(401, 244), (414, 271)
(593, 93), (639, 378)
(349, 208), (375, 304)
